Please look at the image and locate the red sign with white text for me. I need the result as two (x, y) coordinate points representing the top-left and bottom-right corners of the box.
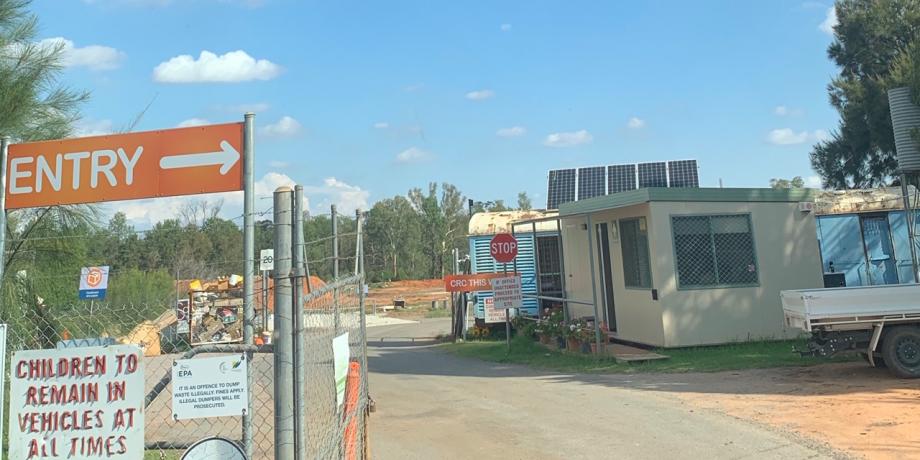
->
(6, 123), (243, 209)
(490, 233), (518, 264)
(444, 273), (518, 292)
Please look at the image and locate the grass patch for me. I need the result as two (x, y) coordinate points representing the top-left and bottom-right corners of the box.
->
(425, 308), (451, 318)
(442, 336), (858, 374)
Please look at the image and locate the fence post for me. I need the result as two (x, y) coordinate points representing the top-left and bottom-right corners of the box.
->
(242, 112), (256, 459)
(273, 186), (296, 460)
(452, 248), (459, 341)
(356, 208), (370, 456)
(292, 185), (306, 459)
(585, 214), (603, 354)
(332, 204), (340, 333)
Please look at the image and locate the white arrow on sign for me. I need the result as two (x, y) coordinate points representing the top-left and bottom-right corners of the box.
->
(159, 140), (240, 175)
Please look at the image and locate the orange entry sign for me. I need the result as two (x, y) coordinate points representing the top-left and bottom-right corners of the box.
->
(5, 122), (244, 209)
(444, 273), (517, 292)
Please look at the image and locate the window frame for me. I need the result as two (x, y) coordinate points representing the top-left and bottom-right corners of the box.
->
(669, 213), (760, 290)
(618, 217), (654, 290)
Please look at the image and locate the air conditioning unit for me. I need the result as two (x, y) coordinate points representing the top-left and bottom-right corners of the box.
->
(799, 201), (815, 213)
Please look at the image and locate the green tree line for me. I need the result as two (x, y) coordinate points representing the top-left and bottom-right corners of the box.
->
(811, 0), (920, 188)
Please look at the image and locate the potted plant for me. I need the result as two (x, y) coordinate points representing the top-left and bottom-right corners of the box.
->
(576, 326), (595, 354)
(538, 309), (564, 348)
(564, 321), (580, 351)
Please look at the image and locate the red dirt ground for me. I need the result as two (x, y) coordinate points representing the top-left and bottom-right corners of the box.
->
(668, 362), (920, 459)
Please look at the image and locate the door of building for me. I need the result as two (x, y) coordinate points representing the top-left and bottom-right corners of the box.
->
(595, 222), (617, 332)
(860, 215), (899, 285)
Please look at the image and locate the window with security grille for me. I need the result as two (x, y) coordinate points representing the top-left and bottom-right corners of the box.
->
(536, 236), (563, 296)
(671, 214), (758, 288)
(619, 218), (652, 288)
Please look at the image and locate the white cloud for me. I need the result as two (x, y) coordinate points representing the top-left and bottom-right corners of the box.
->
(304, 177), (370, 214)
(496, 126), (526, 137)
(73, 119), (114, 137)
(805, 175), (823, 188)
(404, 83), (424, 92)
(268, 160), (289, 168)
(465, 89), (495, 101)
(395, 147), (431, 164)
(177, 118), (210, 128)
(819, 6), (837, 35)
(153, 50), (282, 83)
(626, 117), (645, 130)
(767, 128), (828, 145)
(36, 37), (124, 71)
(105, 172), (367, 226)
(373, 122), (389, 129)
(106, 172), (295, 227)
(260, 116), (302, 138)
(500, 24), (512, 32)
(544, 130), (593, 147)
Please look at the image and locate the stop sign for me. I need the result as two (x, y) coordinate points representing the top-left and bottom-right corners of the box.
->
(490, 233), (518, 263)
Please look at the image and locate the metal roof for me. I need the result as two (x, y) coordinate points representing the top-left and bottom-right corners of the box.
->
(468, 210), (559, 235)
(557, 187), (816, 217)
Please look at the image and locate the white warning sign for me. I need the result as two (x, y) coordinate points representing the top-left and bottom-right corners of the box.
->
(8, 344), (144, 459)
(171, 355), (248, 420)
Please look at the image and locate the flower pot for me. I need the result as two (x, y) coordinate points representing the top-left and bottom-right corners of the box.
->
(539, 334), (551, 345)
(566, 338), (580, 351)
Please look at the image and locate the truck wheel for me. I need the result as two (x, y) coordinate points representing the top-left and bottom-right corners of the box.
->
(881, 326), (920, 378)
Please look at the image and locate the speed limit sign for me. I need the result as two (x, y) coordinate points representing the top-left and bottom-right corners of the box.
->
(259, 249), (274, 271)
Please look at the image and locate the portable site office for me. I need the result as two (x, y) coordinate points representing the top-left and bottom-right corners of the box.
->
(527, 187), (824, 348)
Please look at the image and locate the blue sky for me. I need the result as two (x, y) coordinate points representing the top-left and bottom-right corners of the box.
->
(33, 0), (840, 225)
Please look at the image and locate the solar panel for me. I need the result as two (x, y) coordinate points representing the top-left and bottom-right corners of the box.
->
(667, 160), (699, 188)
(546, 159), (699, 209)
(608, 164), (637, 194)
(577, 166), (606, 200)
(637, 162), (668, 188)
(547, 169), (576, 209)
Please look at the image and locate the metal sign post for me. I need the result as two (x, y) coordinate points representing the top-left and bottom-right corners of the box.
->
(242, 112), (256, 460)
(0, 136), (8, 286)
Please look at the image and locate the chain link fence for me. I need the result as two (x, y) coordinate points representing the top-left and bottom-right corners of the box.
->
(0, 238), (369, 459)
(301, 274), (368, 459)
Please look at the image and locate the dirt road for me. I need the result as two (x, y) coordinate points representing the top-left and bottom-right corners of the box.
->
(367, 319), (838, 460)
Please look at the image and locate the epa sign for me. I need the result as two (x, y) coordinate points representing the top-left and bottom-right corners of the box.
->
(5, 123), (243, 209)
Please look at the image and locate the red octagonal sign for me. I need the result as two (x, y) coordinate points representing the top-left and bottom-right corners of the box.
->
(490, 233), (518, 264)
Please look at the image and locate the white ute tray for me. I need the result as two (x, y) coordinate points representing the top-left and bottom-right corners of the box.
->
(782, 283), (920, 331)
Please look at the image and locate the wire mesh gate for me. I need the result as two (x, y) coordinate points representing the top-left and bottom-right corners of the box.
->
(0, 204), (369, 460)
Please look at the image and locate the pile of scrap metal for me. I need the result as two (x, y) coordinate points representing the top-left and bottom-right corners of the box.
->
(186, 274), (245, 346)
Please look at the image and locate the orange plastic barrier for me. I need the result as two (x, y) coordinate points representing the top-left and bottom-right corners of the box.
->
(343, 360), (361, 460)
